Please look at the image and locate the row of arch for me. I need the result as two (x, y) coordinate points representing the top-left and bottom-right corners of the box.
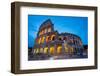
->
(37, 35), (82, 46)
(39, 27), (51, 36)
(33, 45), (74, 55)
(34, 46), (61, 54)
(37, 35), (55, 44)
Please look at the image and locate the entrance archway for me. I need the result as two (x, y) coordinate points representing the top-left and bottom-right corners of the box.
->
(44, 47), (48, 54)
(50, 46), (55, 54)
(57, 45), (62, 54)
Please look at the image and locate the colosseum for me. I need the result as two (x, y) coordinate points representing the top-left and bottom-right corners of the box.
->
(31, 19), (86, 60)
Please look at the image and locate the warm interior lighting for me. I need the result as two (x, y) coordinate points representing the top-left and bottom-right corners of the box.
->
(65, 47), (68, 53)
(45, 29), (47, 33)
(57, 46), (62, 54)
(48, 27), (51, 32)
(46, 36), (50, 42)
(59, 37), (62, 41)
(70, 47), (74, 53)
(40, 48), (43, 53)
(36, 48), (39, 53)
(34, 49), (36, 53)
(44, 47), (48, 53)
(51, 35), (55, 41)
(50, 46), (54, 54)
(42, 37), (45, 43)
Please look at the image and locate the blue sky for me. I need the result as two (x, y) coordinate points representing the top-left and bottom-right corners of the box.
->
(28, 15), (88, 48)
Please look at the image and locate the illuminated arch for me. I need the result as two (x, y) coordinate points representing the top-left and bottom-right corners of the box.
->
(46, 36), (50, 42)
(59, 37), (62, 41)
(44, 47), (48, 53)
(41, 37), (45, 43)
(40, 48), (43, 53)
(36, 48), (39, 53)
(65, 46), (68, 53)
(48, 28), (51, 32)
(34, 49), (36, 53)
(51, 35), (55, 41)
(50, 46), (55, 54)
(45, 29), (47, 33)
(70, 47), (74, 53)
(46, 36), (49, 42)
(57, 45), (62, 54)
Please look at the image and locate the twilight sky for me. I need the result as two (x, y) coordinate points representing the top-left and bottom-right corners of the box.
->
(28, 15), (88, 48)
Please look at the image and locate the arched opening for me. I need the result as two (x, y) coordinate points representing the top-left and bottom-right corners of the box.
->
(52, 36), (55, 41)
(34, 49), (36, 53)
(50, 46), (55, 54)
(40, 48), (43, 53)
(48, 36), (51, 41)
(36, 48), (39, 53)
(57, 46), (62, 54)
(65, 46), (68, 53)
(48, 27), (51, 32)
(70, 47), (74, 53)
(51, 35), (55, 41)
(41, 37), (45, 43)
(46, 36), (51, 42)
(44, 47), (48, 54)
(59, 37), (62, 41)
(46, 36), (49, 42)
(45, 29), (47, 34)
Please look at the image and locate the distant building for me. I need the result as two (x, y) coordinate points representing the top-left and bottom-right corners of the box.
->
(32, 19), (84, 57)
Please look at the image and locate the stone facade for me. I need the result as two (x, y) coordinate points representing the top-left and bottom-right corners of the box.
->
(32, 19), (84, 57)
